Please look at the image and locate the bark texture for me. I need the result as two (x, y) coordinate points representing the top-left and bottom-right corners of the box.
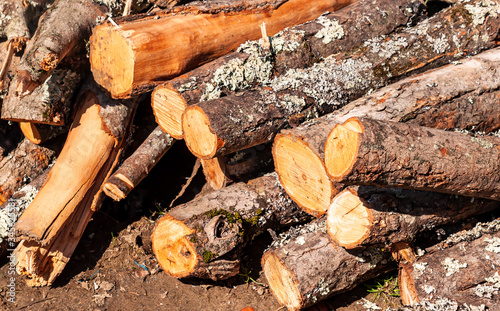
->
(0, 0), (30, 43)
(151, 172), (311, 280)
(325, 117), (500, 200)
(262, 217), (394, 311)
(273, 46), (500, 217)
(327, 186), (500, 249)
(151, 0), (427, 138)
(90, 0), (357, 98)
(183, 0), (500, 159)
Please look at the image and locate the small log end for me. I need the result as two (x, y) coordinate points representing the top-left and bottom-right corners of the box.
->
(151, 85), (188, 140)
(183, 105), (220, 159)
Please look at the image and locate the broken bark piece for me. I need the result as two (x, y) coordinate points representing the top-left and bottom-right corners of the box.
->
(326, 186), (500, 249)
(103, 126), (175, 201)
(90, 0), (357, 99)
(14, 79), (138, 246)
(151, 172), (311, 280)
(182, 0), (500, 160)
(273, 46), (500, 217)
(13, 0), (107, 98)
(0, 138), (57, 205)
(324, 117), (500, 200)
(262, 217), (394, 311)
(400, 228), (500, 308)
(151, 0), (427, 138)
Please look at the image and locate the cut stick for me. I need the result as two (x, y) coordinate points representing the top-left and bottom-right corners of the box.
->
(261, 217), (394, 311)
(326, 186), (500, 249)
(399, 225), (500, 308)
(12, 0), (108, 99)
(14, 80), (138, 246)
(151, 172), (312, 280)
(273, 46), (500, 217)
(103, 126), (175, 201)
(151, 0), (427, 138)
(325, 117), (500, 200)
(200, 157), (228, 191)
(182, 0), (500, 160)
(19, 122), (69, 145)
(90, 0), (358, 99)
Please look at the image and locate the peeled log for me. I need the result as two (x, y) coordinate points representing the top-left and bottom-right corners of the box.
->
(325, 117), (500, 200)
(273, 46), (500, 216)
(90, 0), (357, 98)
(151, 173), (311, 280)
(326, 186), (500, 249)
(151, 0), (426, 138)
(262, 217), (394, 311)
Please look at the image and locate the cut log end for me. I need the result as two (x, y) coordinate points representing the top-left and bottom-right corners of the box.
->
(261, 252), (302, 311)
(327, 188), (372, 249)
(151, 214), (198, 278)
(19, 122), (43, 144)
(151, 86), (187, 139)
(273, 134), (334, 217)
(89, 25), (134, 99)
(183, 106), (220, 159)
(324, 117), (364, 181)
(102, 173), (135, 201)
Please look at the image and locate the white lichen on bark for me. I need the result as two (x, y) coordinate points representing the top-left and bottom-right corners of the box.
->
(314, 16), (344, 44)
(473, 272), (500, 298)
(463, 0), (500, 26)
(485, 237), (500, 253)
(0, 185), (39, 243)
(441, 257), (467, 276)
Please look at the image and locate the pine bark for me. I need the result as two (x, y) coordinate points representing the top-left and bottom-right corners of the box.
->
(326, 186), (500, 249)
(273, 46), (500, 216)
(400, 227), (500, 308)
(90, 0), (357, 98)
(151, 0), (427, 138)
(151, 172), (311, 281)
(325, 117), (500, 200)
(262, 217), (394, 311)
(103, 126), (175, 201)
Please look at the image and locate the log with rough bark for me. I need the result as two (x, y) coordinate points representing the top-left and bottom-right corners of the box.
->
(262, 217), (394, 311)
(151, 172), (312, 280)
(399, 221), (500, 308)
(326, 186), (500, 249)
(90, 0), (358, 99)
(324, 117), (500, 200)
(0, 138), (58, 205)
(103, 126), (175, 201)
(182, 0), (500, 160)
(14, 80), (137, 247)
(273, 46), (500, 216)
(151, 0), (427, 138)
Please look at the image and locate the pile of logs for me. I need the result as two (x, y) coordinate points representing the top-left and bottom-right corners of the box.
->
(1, 0), (500, 310)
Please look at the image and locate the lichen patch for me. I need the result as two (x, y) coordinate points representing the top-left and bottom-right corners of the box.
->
(314, 16), (344, 44)
(441, 257), (467, 276)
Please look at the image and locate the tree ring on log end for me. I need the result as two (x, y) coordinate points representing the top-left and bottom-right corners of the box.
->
(273, 134), (334, 217)
(151, 214), (197, 277)
(151, 86), (187, 139)
(89, 25), (134, 99)
(327, 188), (372, 249)
(324, 117), (363, 181)
(262, 252), (302, 311)
(182, 106), (219, 158)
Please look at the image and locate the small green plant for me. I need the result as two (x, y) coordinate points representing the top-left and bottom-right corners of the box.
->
(363, 274), (400, 303)
(238, 268), (266, 287)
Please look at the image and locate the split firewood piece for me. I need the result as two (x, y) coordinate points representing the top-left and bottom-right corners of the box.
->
(262, 217), (394, 311)
(19, 122), (69, 144)
(0, 138), (58, 205)
(399, 222), (500, 308)
(273, 46), (500, 217)
(11, 0), (108, 99)
(151, 0), (427, 138)
(182, 0), (500, 160)
(14, 80), (138, 246)
(90, 0), (358, 99)
(326, 186), (500, 249)
(103, 126), (175, 201)
(151, 172), (312, 281)
(325, 117), (500, 200)
(200, 157), (228, 191)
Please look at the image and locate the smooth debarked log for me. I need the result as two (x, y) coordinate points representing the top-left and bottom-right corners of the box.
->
(103, 126), (175, 201)
(151, 172), (311, 280)
(183, 0), (500, 160)
(90, 0), (357, 98)
(326, 186), (500, 249)
(399, 227), (500, 308)
(325, 117), (500, 200)
(262, 217), (394, 311)
(151, 0), (427, 138)
(273, 46), (500, 217)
